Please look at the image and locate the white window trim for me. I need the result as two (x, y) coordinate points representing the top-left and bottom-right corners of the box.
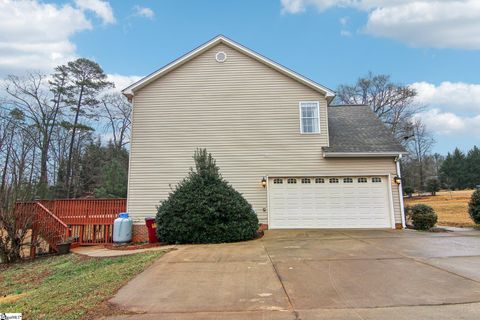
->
(299, 101), (321, 134)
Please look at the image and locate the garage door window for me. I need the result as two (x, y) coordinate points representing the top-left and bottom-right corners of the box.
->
(301, 178), (311, 184)
(315, 178), (324, 183)
(287, 178), (297, 184)
(343, 178), (353, 183)
(372, 177), (382, 183)
(329, 178), (339, 183)
(273, 178), (283, 184)
(358, 177), (367, 183)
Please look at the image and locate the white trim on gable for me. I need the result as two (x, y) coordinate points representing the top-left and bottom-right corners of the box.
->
(122, 35), (336, 100)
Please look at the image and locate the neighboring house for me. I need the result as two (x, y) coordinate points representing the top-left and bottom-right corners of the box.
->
(122, 35), (407, 237)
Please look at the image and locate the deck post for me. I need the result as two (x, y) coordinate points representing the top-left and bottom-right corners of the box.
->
(80, 225), (85, 245)
(30, 229), (37, 258)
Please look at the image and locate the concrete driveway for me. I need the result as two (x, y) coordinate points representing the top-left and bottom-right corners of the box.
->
(107, 229), (480, 319)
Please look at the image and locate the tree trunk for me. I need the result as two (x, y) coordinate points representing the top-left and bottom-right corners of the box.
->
(39, 134), (49, 184)
(65, 86), (84, 198)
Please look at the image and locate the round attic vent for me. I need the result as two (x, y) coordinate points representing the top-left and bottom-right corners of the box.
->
(215, 51), (227, 63)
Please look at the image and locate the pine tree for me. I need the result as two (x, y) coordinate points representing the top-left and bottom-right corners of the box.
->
(440, 148), (467, 189)
(95, 160), (128, 198)
(426, 178), (440, 196)
(466, 146), (480, 188)
(79, 139), (105, 196)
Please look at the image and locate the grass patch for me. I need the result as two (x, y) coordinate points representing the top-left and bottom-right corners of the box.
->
(405, 190), (475, 227)
(0, 251), (164, 319)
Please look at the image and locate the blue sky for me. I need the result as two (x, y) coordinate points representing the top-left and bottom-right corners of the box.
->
(1, 0), (479, 154)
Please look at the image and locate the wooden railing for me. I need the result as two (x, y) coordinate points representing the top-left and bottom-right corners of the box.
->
(14, 202), (71, 257)
(32, 203), (71, 254)
(40, 199), (127, 225)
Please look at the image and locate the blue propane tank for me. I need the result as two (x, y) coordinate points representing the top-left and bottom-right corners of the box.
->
(113, 212), (133, 243)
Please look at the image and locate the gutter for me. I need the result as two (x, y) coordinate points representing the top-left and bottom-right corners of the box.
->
(323, 151), (409, 158)
(395, 155), (407, 228)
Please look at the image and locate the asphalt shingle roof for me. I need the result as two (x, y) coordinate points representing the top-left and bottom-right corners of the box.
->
(324, 105), (407, 154)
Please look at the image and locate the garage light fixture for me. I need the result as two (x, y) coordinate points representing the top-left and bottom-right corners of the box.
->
(393, 176), (402, 185)
(261, 177), (267, 188)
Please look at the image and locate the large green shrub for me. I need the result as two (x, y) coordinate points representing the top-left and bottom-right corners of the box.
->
(156, 149), (259, 244)
(468, 190), (480, 224)
(411, 204), (437, 230)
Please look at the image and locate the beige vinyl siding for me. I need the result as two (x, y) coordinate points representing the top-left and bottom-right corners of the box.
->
(127, 43), (403, 225)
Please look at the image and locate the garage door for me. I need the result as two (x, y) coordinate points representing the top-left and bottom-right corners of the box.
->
(269, 176), (392, 229)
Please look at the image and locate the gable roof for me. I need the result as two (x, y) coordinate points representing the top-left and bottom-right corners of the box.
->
(122, 35), (335, 100)
(324, 105), (407, 157)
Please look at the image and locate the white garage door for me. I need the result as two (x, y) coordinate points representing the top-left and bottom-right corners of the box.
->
(269, 176), (392, 229)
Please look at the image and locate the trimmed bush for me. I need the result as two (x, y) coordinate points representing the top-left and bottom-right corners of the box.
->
(468, 189), (480, 224)
(156, 149), (259, 244)
(411, 204), (437, 230)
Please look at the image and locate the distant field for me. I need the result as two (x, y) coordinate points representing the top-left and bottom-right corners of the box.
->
(404, 190), (475, 227)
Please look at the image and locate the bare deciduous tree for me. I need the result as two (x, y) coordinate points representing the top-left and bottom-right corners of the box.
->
(408, 118), (435, 190)
(101, 93), (132, 148)
(4, 72), (66, 197)
(0, 204), (35, 263)
(335, 72), (421, 141)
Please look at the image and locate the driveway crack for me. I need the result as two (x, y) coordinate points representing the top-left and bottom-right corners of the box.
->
(261, 240), (300, 320)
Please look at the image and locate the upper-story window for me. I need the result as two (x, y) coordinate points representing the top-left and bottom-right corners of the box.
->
(299, 101), (320, 134)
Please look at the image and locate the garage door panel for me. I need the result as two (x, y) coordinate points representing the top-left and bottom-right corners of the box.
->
(269, 176), (391, 229)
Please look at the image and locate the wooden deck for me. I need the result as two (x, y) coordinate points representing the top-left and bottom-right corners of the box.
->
(15, 199), (127, 256)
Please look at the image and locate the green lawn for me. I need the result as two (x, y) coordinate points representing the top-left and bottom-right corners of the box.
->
(0, 251), (164, 319)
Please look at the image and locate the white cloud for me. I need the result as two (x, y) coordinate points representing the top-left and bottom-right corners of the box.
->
(134, 5), (155, 19)
(107, 74), (142, 92)
(339, 16), (352, 36)
(0, 0), (90, 74)
(415, 108), (480, 136)
(339, 16), (349, 26)
(0, 0), (115, 75)
(410, 81), (480, 138)
(75, 0), (115, 24)
(410, 81), (480, 113)
(365, 1), (480, 49)
(281, 0), (480, 49)
(281, 0), (411, 13)
(281, 0), (305, 13)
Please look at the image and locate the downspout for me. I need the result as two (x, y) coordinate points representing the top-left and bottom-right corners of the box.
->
(395, 155), (406, 228)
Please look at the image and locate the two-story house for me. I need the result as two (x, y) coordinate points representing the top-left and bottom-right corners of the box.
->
(122, 36), (407, 240)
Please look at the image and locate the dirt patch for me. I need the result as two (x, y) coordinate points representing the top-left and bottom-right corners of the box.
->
(81, 301), (142, 319)
(0, 292), (28, 304)
(12, 267), (51, 287)
(405, 190), (475, 227)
